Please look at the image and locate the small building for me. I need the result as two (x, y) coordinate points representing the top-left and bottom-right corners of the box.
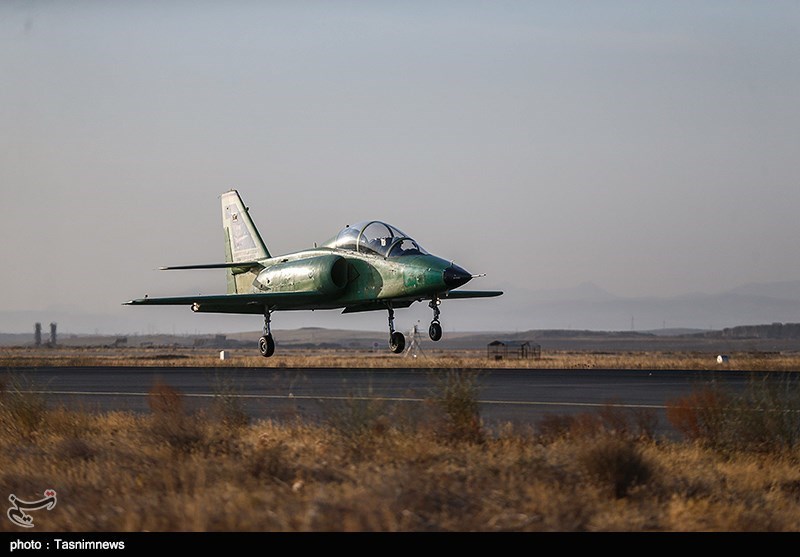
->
(487, 340), (541, 360)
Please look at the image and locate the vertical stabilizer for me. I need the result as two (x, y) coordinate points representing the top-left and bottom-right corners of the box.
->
(221, 190), (270, 294)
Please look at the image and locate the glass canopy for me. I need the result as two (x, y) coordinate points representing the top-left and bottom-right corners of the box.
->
(321, 221), (429, 258)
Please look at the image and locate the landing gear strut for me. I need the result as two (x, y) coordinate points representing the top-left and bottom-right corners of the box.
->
(428, 298), (443, 341)
(259, 307), (275, 358)
(387, 306), (405, 354)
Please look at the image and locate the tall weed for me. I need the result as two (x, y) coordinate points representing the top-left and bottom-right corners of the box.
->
(667, 374), (800, 452)
(324, 388), (390, 457)
(0, 373), (47, 440)
(147, 380), (205, 453)
(577, 435), (653, 498)
(429, 369), (484, 444)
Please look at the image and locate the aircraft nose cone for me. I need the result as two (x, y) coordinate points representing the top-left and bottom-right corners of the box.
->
(443, 264), (472, 289)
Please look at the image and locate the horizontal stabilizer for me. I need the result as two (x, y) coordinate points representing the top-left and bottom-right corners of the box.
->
(160, 261), (263, 271)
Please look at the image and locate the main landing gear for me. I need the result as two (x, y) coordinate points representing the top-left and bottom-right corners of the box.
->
(259, 307), (275, 358)
(387, 306), (405, 354)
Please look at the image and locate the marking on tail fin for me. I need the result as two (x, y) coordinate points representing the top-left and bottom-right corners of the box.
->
(221, 189), (270, 295)
(221, 190), (270, 262)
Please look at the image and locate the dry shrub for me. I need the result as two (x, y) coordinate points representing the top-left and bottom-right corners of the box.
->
(58, 437), (96, 461)
(147, 380), (205, 453)
(734, 374), (800, 452)
(0, 374), (47, 440)
(394, 471), (484, 524)
(537, 405), (658, 443)
(666, 387), (730, 444)
(47, 406), (97, 438)
(209, 371), (249, 433)
(578, 435), (653, 498)
(324, 393), (391, 458)
(2, 405), (800, 531)
(629, 408), (660, 440)
(248, 439), (296, 484)
(536, 412), (606, 442)
(597, 404), (658, 440)
(429, 369), (484, 444)
(536, 413), (578, 442)
(148, 379), (184, 415)
(387, 394), (428, 435)
(667, 376), (800, 452)
(569, 413), (606, 438)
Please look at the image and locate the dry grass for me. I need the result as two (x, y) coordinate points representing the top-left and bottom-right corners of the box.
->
(1, 375), (799, 532)
(3, 346), (800, 371)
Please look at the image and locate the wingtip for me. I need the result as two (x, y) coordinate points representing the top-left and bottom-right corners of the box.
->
(124, 295), (149, 305)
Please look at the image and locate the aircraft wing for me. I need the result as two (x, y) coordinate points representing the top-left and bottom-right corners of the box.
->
(441, 290), (504, 299)
(124, 291), (327, 314)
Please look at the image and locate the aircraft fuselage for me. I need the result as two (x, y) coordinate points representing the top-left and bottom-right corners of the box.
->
(224, 247), (468, 313)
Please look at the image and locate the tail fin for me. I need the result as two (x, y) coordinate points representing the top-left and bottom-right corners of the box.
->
(221, 190), (270, 294)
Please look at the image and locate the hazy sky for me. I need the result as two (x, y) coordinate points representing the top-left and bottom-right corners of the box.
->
(2, 1), (799, 334)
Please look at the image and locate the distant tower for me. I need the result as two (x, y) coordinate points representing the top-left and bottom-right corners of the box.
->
(404, 323), (425, 359)
(34, 323), (42, 347)
(49, 322), (57, 347)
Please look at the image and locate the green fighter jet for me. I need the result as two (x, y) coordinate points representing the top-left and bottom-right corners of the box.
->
(125, 190), (503, 357)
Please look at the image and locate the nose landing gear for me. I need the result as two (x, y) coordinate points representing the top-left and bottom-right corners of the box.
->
(428, 298), (443, 341)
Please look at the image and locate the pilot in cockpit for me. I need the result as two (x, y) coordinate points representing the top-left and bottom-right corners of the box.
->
(366, 236), (390, 255)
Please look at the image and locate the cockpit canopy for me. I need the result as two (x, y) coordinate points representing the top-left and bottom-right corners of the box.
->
(321, 221), (429, 258)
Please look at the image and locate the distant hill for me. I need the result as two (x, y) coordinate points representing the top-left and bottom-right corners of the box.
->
(697, 322), (800, 340)
(727, 280), (800, 300)
(643, 328), (710, 337)
(3, 324), (800, 354)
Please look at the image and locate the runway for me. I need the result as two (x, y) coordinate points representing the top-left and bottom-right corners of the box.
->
(4, 366), (792, 436)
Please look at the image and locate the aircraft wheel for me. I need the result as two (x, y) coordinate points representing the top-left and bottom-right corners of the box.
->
(259, 334), (275, 358)
(429, 321), (443, 342)
(389, 331), (405, 354)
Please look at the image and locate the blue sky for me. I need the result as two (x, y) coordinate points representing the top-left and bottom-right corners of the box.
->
(1, 1), (799, 334)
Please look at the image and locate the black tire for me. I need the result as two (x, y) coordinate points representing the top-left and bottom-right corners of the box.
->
(429, 321), (443, 342)
(389, 331), (405, 354)
(259, 334), (275, 358)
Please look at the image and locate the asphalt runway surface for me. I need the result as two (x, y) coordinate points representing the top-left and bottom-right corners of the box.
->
(4, 366), (795, 437)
